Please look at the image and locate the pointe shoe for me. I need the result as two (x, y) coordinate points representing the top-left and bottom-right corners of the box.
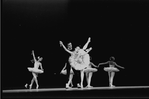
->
(80, 84), (83, 89)
(86, 85), (93, 88)
(29, 85), (32, 89)
(66, 83), (71, 89)
(36, 85), (39, 89)
(70, 83), (73, 87)
(25, 84), (28, 88)
(77, 83), (81, 88)
(110, 84), (115, 88)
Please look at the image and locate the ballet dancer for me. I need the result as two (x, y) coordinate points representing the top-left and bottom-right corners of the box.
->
(83, 62), (98, 88)
(60, 41), (79, 88)
(60, 37), (92, 89)
(27, 50), (44, 89)
(98, 56), (124, 87)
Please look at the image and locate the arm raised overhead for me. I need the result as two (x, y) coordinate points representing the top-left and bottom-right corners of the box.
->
(32, 50), (37, 62)
(60, 41), (73, 54)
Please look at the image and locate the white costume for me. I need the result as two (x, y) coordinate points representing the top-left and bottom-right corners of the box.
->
(70, 49), (90, 71)
(28, 61), (44, 74)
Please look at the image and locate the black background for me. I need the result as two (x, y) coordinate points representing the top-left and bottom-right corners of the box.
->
(2, 0), (149, 90)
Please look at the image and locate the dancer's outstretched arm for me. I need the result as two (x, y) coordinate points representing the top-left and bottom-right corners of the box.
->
(98, 61), (109, 67)
(114, 62), (125, 69)
(83, 37), (91, 50)
(90, 62), (98, 68)
(32, 50), (37, 62)
(60, 41), (73, 54)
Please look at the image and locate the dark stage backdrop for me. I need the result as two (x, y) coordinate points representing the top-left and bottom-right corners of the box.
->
(2, 0), (149, 90)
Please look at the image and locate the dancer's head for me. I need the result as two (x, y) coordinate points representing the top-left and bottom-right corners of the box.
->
(75, 46), (80, 52)
(67, 42), (72, 50)
(38, 56), (43, 61)
(110, 56), (115, 61)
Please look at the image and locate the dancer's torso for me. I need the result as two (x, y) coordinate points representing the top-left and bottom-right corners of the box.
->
(34, 61), (41, 69)
(109, 61), (115, 67)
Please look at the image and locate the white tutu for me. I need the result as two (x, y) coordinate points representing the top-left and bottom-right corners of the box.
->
(104, 67), (119, 72)
(84, 67), (97, 72)
(28, 67), (44, 73)
(70, 53), (90, 70)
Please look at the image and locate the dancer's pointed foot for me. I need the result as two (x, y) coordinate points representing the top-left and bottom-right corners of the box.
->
(36, 85), (39, 89)
(77, 83), (81, 88)
(66, 83), (72, 89)
(86, 85), (93, 88)
(70, 83), (73, 87)
(80, 84), (83, 89)
(29, 84), (32, 89)
(110, 84), (115, 88)
(25, 84), (28, 88)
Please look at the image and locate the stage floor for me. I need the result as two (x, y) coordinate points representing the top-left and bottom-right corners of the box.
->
(2, 86), (149, 93)
(2, 86), (149, 99)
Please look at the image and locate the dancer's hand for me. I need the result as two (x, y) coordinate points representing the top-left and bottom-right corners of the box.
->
(31, 50), (34, 55)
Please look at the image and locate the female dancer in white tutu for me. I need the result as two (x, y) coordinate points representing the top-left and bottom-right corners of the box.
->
(83, 61), (98, 88)
(60, 37), (92, 88)
(98, 56), (124, 87)
(27, 50), (44, 89)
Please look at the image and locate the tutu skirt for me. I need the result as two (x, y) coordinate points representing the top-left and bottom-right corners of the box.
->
(104, 67), (119, 72)
(84, 67), (97, 72)
(28, 67), (44, 74)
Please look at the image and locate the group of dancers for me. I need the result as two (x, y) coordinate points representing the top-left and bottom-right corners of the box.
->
(27, 37), (124, 89)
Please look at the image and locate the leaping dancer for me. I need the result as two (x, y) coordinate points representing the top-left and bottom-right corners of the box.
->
(98, 56), (124, 87)
(27, 50), (44, 89)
